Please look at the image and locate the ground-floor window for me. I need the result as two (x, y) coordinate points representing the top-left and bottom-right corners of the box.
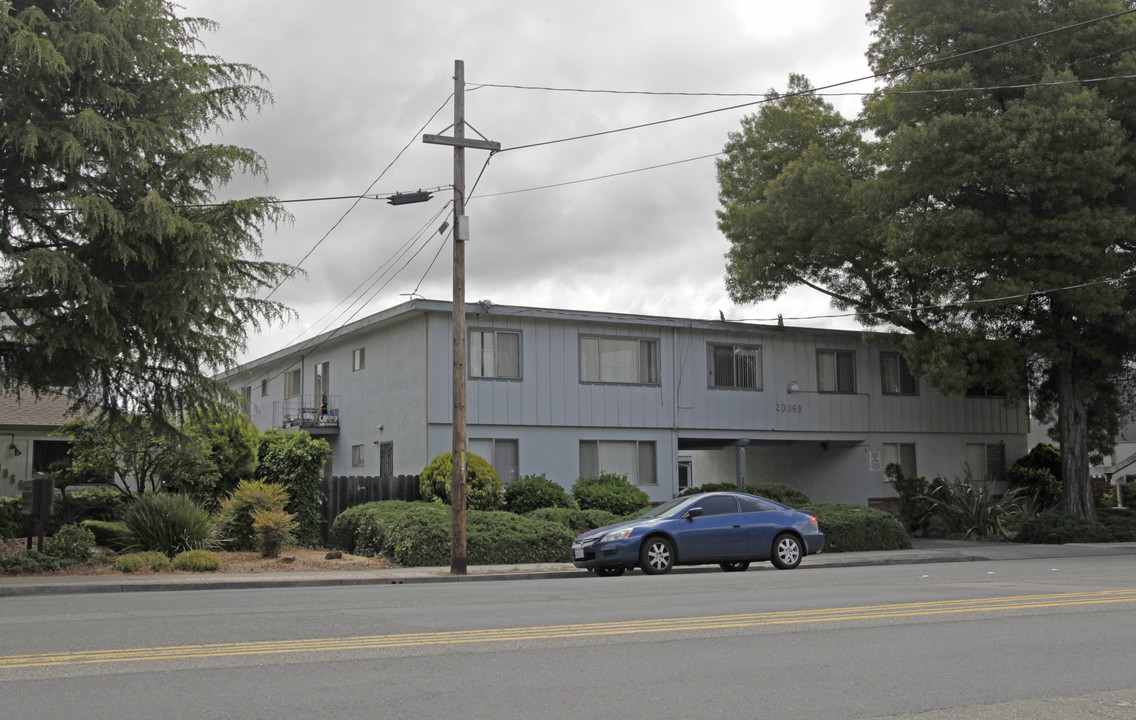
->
(966, 443), (1005, 481)
(469, 438), (519, 484)
(881, 443), (917, 477)
(579, 440), (657, 486)
(351, 444), (365, 468)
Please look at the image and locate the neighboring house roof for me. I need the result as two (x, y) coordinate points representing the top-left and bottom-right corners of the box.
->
(1110, 450), (1136, 478)
(0, 391), (78, 432)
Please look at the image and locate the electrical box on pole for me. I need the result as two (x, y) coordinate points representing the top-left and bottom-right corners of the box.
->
(423, 60), (498, 575)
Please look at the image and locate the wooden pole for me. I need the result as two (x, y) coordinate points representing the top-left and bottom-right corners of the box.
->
(450, 59), (468, 575)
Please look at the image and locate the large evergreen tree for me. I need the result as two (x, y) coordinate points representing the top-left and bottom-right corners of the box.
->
(0, 0), (290, 419)
(717, 0), (1136, 519)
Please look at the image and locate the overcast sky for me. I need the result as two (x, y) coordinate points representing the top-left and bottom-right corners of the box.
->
(179, 1), (877, 364)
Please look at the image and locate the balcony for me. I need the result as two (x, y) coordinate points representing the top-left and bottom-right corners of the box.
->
(274, 395), (340, 435)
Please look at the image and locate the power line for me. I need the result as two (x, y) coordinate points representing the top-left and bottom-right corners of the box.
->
(494, 8), (1136, 153)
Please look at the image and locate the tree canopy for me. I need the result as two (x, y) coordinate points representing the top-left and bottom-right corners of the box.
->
(0, 0), (291, 420)
(717, 0), (1136, 518)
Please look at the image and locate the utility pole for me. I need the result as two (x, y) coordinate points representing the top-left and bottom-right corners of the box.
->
(424, 60), (499, 574)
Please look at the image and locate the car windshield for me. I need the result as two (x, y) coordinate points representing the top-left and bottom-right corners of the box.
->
(636, 496), (694, 519)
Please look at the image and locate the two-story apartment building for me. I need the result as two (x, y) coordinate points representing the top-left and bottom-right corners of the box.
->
(220, 299), (1029, 505)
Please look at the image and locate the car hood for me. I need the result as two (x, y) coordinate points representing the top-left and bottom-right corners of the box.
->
(575, 517), (663, 543)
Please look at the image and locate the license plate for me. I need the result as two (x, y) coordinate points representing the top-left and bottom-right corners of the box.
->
(573, 547), (584, 559)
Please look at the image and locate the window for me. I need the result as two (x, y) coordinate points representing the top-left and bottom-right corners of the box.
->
(580, 336), (659, 385)
(709, 344), (762, 390)
(239, 386), (252, 415)
(817, 349), (856, 394)
(881, 443), (917, 477)
(966, 443), (1006, 481)
(694, 494), (740, 516)
(260, 379), (268, 397)
(966, 385), (1004, 398)
(379, 442), (393, 477)
(469, 438), (519, 483)
(881, 353), (918, 395)
(579, 440), (657, 486)
(314, 361), (330, 402)
(353, 347), (366, 372)
(351, 444), (365, 468)
(470, 329), (521, 379)
(284, 368), (301, 398)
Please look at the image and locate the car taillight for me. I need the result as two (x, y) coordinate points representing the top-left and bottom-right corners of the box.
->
(808, 514), (818, 525)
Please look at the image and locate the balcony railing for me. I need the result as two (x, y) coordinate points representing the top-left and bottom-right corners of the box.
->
(274, 394), (340, 434)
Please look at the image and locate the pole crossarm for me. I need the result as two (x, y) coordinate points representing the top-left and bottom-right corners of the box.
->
(422, 134), (501, 152)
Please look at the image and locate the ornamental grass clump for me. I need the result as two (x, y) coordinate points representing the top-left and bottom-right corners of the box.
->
(116, 551), (172, 573)
(172, 549), (222, 572)
(121, 493), (216, 558)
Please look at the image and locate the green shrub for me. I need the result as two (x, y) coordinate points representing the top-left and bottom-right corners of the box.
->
(252, 507), (296, 558)
(115, 551), (172, 573)
(341, 501), (574, 566)
(331, 500), (421, 554)
(121, 493), (216, 557)
(1014, 510), (1112, 544)
(54, 486), (127, 529)
(173, 549), (222, 572)
(217, 480), (291, 551)
(801, 503), (912, 553)
(1, 549), (66, 575)
(44, 524), (95, 563)
(884, 464), (934, 534)
(503, 474), (576, 514)
(256, 429), (330, 547)
(0, 497), (21, 539)
(582, 508), (624, 529)
(924, 477), (1028, 539)
(420, 452), (503, 511)
(678, 481), (811, 507)
(526, 507), (593, 533)
(572, 473), (649, 516)
(80, 519), (131, 550)
(1097, 508), (1136, 541)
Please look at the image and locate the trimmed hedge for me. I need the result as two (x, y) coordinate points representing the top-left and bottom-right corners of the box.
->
(1014, 510), (1112, 544)
(525, 507), (621, 534)
(0, 497), (20, 539)
(332, 501), (574, 566)
(801, 502), (911, 553)
(572, 473), (649, 516)
(80, 520), (130, 550)
(503, 474), (576, 514)
(679, 482), (812, 508)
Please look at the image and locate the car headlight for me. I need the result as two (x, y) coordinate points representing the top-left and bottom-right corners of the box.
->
(601, 528), (634, 542)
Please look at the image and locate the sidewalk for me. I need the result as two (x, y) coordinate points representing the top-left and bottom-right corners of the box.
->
(3, 539), (1135, 598)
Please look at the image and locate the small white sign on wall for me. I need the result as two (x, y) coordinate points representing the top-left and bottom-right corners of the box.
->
(868, 450), (882, 472)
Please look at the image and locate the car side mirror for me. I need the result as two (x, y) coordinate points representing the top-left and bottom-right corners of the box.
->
(682, 507), (703, 520)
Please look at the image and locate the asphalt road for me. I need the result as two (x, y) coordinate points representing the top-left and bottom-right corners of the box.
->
(3, 556), (1135, 719)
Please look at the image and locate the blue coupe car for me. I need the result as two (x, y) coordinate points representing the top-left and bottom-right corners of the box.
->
(572, 491), (824, 576)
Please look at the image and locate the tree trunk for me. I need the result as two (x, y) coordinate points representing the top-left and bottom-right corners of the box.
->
(1056, 355), (1096, 520)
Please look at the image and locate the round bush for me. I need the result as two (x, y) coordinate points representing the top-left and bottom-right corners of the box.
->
(44, 524), (96, 563)
(122, 493), (216, 557)
(1014, 510), (1112, 544)
(504, 474), (576, 514)
(217, 480), (290, 551)
(420, 452), (503, 511)
(572, 473), (649, 516)
(173, 549), (222, 572)
(115, 551), (172, 573)
(1, 549), (66, 575)
(801, 503), (911, 553)
(331, 500), (420, 554)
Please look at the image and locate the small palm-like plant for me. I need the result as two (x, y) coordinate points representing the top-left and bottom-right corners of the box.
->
(922, 474), (1028, 540)
(122, 493), (216, 558)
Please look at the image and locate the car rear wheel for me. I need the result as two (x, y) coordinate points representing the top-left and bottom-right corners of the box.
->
(770, 533), (802, 570)
(593, 567), (625, 577)
(719, 561), (750, 572)
(639, 536), (675, 575)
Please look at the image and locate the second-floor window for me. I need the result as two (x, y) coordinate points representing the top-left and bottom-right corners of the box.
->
(353, 347), (365, 371)
(284, 368), (301, 398)
(817, 349), (856, 394)
(709, 344), (762, 390)
(881, 353), (918, 395)
(580, 336), (659, 385)
(470, 329), (521, 379)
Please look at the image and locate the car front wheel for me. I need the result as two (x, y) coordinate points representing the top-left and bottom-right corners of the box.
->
(639, 536), (675, 575)
(770, 533), (802, 570)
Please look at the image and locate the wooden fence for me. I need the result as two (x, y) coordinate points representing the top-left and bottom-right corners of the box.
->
(320, 474), (420, 546)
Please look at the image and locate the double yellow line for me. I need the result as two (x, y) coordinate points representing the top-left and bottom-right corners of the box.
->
(4, 589), (1134, 670)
